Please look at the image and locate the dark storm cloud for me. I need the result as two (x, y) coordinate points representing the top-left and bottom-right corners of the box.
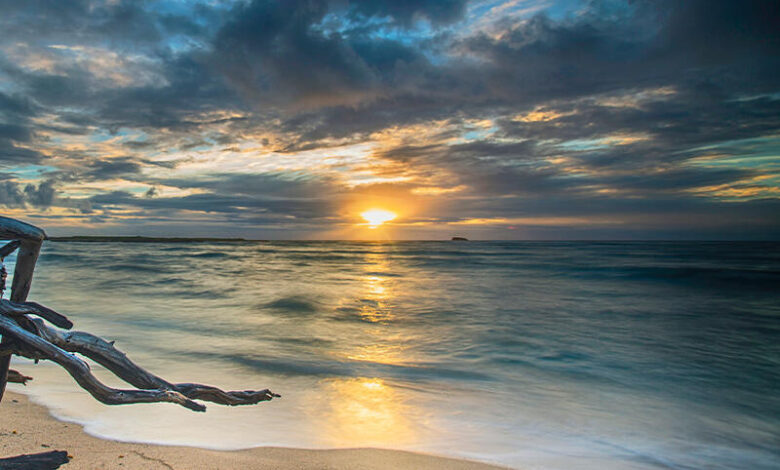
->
(0, 54), (237, 135)
(84, 157), (144, 180)
(463, 0), (780, 99)
(4, 0), (777, 133)
(0, 180), (26, 207)
(209, 0), (445, 109)
(74, 172), (344, 229)
(271, 0), (780, 143)
(489, 93), (780, 187)
(24, 179), (56, 207)
(375, 135), (762, 196)
(66, 156), (192, 182)
(0, 0), (210, 48)
(0, 143), (42, 166)
(0, 179), (55, 208)
(0, 92), (36, 119)
(155, 172), (338, 198)
(89, 186), (335, 222)
(364, 0), (779, 233)
(591, 167), (758, 193)
(346, 0), (468, 26)
(499, 94), (780, 149)
(0, 124), (33, 143)
(94, 56), (241, 131)
(0, 91), (41, 164)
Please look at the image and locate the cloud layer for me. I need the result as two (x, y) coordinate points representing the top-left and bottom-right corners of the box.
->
(0, 0), (778, 239)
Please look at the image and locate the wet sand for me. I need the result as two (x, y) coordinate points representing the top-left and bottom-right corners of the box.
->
(0, 391), (508, 469)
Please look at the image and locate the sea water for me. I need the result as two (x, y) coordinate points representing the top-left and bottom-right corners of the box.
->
(4, 241), (779, 469)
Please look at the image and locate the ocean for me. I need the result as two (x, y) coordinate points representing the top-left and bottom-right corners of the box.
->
(4, 241), (779, 469)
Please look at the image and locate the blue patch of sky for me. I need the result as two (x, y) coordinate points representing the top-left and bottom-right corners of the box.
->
(125, 185), (155, 196)
(701, 154), (780, 170)
(463, 130), (485, 141)
(5, 165), (59, 179)
(544, 0), (584, 19)
(685, 136), (780, 172)
(467, 0), (503, 18)
(688, 135), (780, 154)
(185, 144), (214, 152)
(140, 0), (235, 53)
(0, 75), (25, 95)
(146, 0), (239, 20)
(556, 138), (610, 151)
(165, 35), (208, 53)
(318, 10), (437, 44)
(316, 11), (450, 66)
(467, 0), (581, 23)
(729, 92), (780, 102)
(87, 128), (148, 144)
(460, 125), (499, 142)
(309, 2), (593, 68)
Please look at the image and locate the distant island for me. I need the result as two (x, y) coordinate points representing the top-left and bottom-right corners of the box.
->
(49, 236), (252, 243)
(451, 236), (469, 241)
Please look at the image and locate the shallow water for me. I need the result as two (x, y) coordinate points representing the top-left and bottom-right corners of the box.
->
(4, 241), (780, 469)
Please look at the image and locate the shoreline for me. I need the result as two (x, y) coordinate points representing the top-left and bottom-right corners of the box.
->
(0, 391), (509, 469)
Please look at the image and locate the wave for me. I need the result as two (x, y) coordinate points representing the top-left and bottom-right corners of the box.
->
(261, 296), (321, 315)
(186, 351), (495, 382)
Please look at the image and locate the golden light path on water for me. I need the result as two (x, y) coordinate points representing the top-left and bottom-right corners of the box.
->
(317, 248), (417, 447)
(317, 377), (416, 447)
(7, 245), (430, 456)
(8, 242), (431, 453)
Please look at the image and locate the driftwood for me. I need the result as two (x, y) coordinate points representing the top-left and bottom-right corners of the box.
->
(7, 369), (32, 385)
(0, 216), (278, 411)
(0, 217), (43, 404)
(0, 450), (69, 469)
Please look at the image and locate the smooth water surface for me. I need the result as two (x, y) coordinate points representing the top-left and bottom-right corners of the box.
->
(5, 241), (780, 469)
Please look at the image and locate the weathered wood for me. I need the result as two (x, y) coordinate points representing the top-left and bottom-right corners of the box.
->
(0, 314), (206, 411)
(1, 315), (278, 409)
(0, 240), (21, 259)
(1, 238), (43, 402)
(0, 216), (46, 242)
(0, 348), (9, 400)
(0, 450), (69, 469)
(7, 369), (32, 385)
(0, 215), (277, 411)
(10, 240), (42, 303)
(34, 320), (279, 406)
(0, 300), (73, 330)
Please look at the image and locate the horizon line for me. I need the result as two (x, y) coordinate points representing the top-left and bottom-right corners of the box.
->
(40, 235), (780, 243)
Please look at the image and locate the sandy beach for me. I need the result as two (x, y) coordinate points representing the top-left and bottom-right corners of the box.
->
(0, 392), (507, 470)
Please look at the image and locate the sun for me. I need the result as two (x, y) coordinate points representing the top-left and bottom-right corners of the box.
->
(361, 209), (397, 228)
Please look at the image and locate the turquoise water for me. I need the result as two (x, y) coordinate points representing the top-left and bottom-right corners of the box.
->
(4, 241), (780, 469)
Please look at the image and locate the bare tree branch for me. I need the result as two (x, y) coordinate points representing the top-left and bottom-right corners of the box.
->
(0, 300), (73, 330)
(7, 369), (32, 385)
(35, 320), (279, 406)
(0, 215), (278, 411)
(0, 314), (206, 411)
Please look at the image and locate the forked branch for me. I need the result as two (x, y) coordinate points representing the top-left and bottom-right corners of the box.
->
(0, 215), (278, 411)
(0, 313), (206, 411)
(0, 304), (279, 411)
(35, 319), (279, 406)
(7, 369), (32, 385)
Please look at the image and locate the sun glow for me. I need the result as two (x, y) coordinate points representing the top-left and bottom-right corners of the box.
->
(361, 209), (397, 228)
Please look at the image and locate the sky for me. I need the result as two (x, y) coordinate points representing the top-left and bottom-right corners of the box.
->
(0, 0), (778, 240)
